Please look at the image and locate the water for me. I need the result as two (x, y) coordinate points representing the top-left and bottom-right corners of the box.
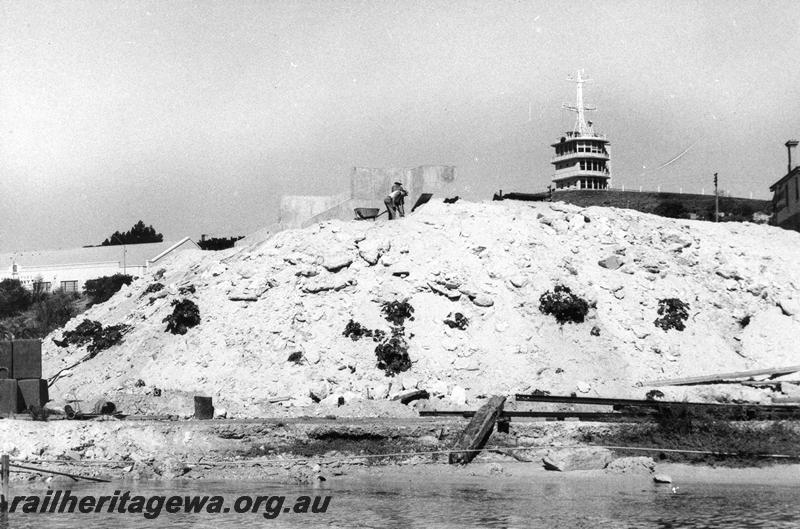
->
(1, 472), (798, 528)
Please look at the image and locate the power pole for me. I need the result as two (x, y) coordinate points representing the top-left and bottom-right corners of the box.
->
(713, 172), (719, 222)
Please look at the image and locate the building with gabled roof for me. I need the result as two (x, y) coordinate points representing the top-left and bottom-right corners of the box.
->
(0, 237), (199, 292)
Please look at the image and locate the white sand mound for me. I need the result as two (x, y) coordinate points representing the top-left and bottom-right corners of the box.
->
(43, 200), (800, 414)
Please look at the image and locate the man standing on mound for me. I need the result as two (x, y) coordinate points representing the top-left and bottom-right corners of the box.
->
(384, 182), (407, 220)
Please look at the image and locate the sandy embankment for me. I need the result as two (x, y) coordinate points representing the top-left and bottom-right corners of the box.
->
(42, 199), (800, 415)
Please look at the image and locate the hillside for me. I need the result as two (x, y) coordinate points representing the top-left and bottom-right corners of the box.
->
(43, 199), (800, 416)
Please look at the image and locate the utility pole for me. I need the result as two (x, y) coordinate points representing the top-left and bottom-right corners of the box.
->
(111, 234), (127, 274)
(714, 172), (719, 222)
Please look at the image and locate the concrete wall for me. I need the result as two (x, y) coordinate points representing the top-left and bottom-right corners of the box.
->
(350, 165), (456, 211)
(239, 165), (457, 245)
(279, 192), (351, 229)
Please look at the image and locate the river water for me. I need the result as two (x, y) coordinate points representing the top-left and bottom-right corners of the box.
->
(1, 471), (798, 528)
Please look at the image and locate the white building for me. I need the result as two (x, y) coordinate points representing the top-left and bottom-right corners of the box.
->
(551, 70), (612, 190)
(0, 238), (199, 292)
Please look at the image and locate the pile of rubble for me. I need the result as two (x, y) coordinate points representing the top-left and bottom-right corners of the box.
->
(43, 199), (800, 416)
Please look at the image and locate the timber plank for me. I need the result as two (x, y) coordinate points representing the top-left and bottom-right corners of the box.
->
(448, 395), (505, 465)
(643, 365), (800, 387)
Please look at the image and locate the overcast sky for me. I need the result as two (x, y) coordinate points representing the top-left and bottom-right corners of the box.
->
(1, 0), (798, 251)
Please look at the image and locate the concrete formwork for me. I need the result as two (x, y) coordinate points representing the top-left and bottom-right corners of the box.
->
(350, 165), (456, 211)
(237, 166), (456, 246)
(278, 192), (351, 228)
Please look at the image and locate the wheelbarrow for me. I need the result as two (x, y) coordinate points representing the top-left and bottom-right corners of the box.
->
(354, 207), (385, 221)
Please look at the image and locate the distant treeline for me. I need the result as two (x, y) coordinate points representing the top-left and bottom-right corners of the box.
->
(198, 236), (244, 251)
(101, 220), (163, 246)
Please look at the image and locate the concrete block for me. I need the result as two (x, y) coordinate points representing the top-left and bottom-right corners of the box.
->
(0, 341), (12, 378)
(194, 396), (214, 420)
(18, 379), (49, 410)
(0, 379), (20, 416)
(12, 339), (42, 379)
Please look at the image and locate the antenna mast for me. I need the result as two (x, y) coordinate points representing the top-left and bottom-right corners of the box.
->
(562, 69), (596, 135)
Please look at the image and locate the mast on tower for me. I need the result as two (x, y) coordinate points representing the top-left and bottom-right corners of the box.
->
(562, 69), (597, 135)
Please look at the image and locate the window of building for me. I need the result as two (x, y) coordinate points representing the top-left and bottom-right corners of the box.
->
(61, 280), (78, 293)
(33, 281), (51, 293)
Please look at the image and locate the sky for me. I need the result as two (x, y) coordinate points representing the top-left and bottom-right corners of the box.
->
(1, 0), (799, 251)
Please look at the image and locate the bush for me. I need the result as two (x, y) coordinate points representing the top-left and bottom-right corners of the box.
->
(653, 200), (688, 219)
(374, 331), (412, 376)
(163, 299), (201, 335)
(144, 282), (164, 294)
(88, 324), (128, 354)
(55, 319), (102, 347)
(54, 318), (128, 354)
(443, 312), (469, 330)
(0, 279), (32, 317)
(31, 290), (76, 336)
(83, 274), (134, 306)
(539, 285), (589, 324)
(380, 300), (415, 326)
(654, 298), (689, 331)
(0, 316), (37, 340)
(341, 300), (415, 377)
(343, 319), (374, 341)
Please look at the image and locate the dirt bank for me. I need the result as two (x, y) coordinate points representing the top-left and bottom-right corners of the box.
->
(41, 199), (800, 416)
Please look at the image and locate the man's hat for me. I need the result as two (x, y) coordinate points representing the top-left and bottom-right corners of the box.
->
(393, 181), (403, 186)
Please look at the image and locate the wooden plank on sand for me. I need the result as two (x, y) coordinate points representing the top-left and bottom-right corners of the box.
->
(448, 395), (505, 465)
(643, 365), (800, 387)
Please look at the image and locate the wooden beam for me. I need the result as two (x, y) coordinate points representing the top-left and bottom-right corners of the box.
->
(1, 454), (8, 512)
(514, 394), (800, 411)
(642, 365), (800, 387)
(448, 395), (505, 465)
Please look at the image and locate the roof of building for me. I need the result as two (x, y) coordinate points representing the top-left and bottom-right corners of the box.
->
(769, 166), (800, 192)
(0, 238), (199, 270)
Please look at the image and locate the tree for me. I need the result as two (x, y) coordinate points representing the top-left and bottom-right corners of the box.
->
(0, 279), (33, 318)
(31, 290), (76, 337)
(101, 220), (163, 246)
(197, 236), (244, 251)
(705, 199), (755, 222)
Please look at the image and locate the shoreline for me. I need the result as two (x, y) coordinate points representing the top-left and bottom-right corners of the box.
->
(1, 417), (798, 486)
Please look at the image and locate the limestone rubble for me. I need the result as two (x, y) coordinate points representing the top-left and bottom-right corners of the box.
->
(43, 200), (800, 415)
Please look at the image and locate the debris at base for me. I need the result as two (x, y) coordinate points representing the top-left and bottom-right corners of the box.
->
(542, 448), (613, 472)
